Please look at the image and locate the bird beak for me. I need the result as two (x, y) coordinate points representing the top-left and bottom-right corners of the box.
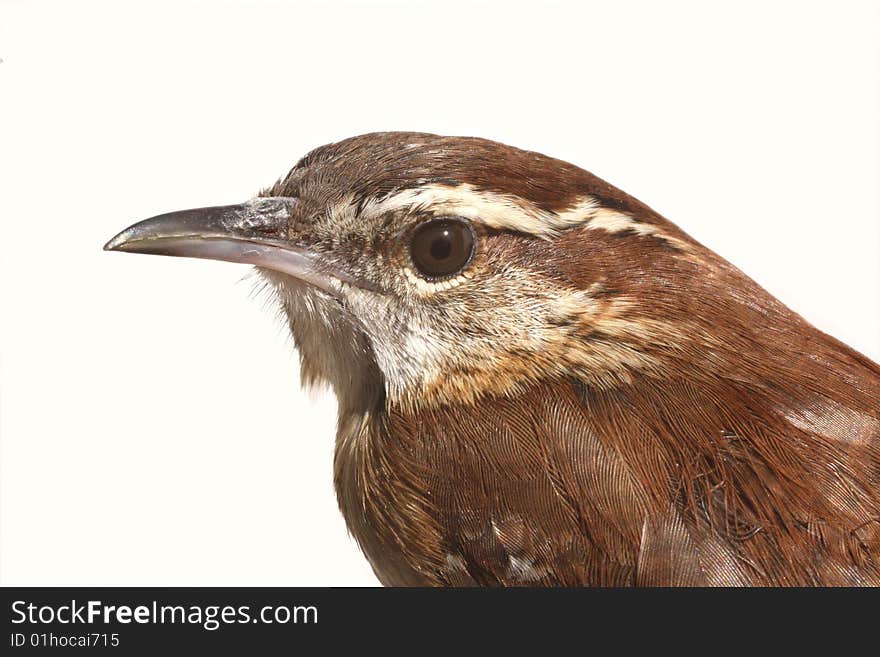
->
(104, 197), (368, 294)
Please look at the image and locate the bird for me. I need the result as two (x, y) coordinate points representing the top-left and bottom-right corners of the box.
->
(105, 132), (880, 586)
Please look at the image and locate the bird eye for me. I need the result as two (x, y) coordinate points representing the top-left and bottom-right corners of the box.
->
(409, 218), (476, 279)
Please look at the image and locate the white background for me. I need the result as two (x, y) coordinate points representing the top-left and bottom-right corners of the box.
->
(1, 0), (878, 586)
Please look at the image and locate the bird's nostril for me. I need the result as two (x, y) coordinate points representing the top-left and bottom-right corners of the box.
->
(251, 224), (286, 238)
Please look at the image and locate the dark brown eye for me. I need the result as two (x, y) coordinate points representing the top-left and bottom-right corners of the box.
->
(409, 218), (476, 279)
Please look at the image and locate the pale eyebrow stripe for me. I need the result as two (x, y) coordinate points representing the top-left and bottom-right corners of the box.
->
(359, 182), (690, 251)
(359, 183), (596, 237)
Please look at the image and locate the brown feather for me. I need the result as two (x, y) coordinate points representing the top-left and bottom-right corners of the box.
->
(263, 133), (880, 585)
(109, 131), (880, 585)
(339, 367), (879, 585)
(334, 185), (880, 586)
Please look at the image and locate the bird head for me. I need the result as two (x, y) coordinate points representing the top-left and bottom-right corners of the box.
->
(104, 132), (817, 417)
